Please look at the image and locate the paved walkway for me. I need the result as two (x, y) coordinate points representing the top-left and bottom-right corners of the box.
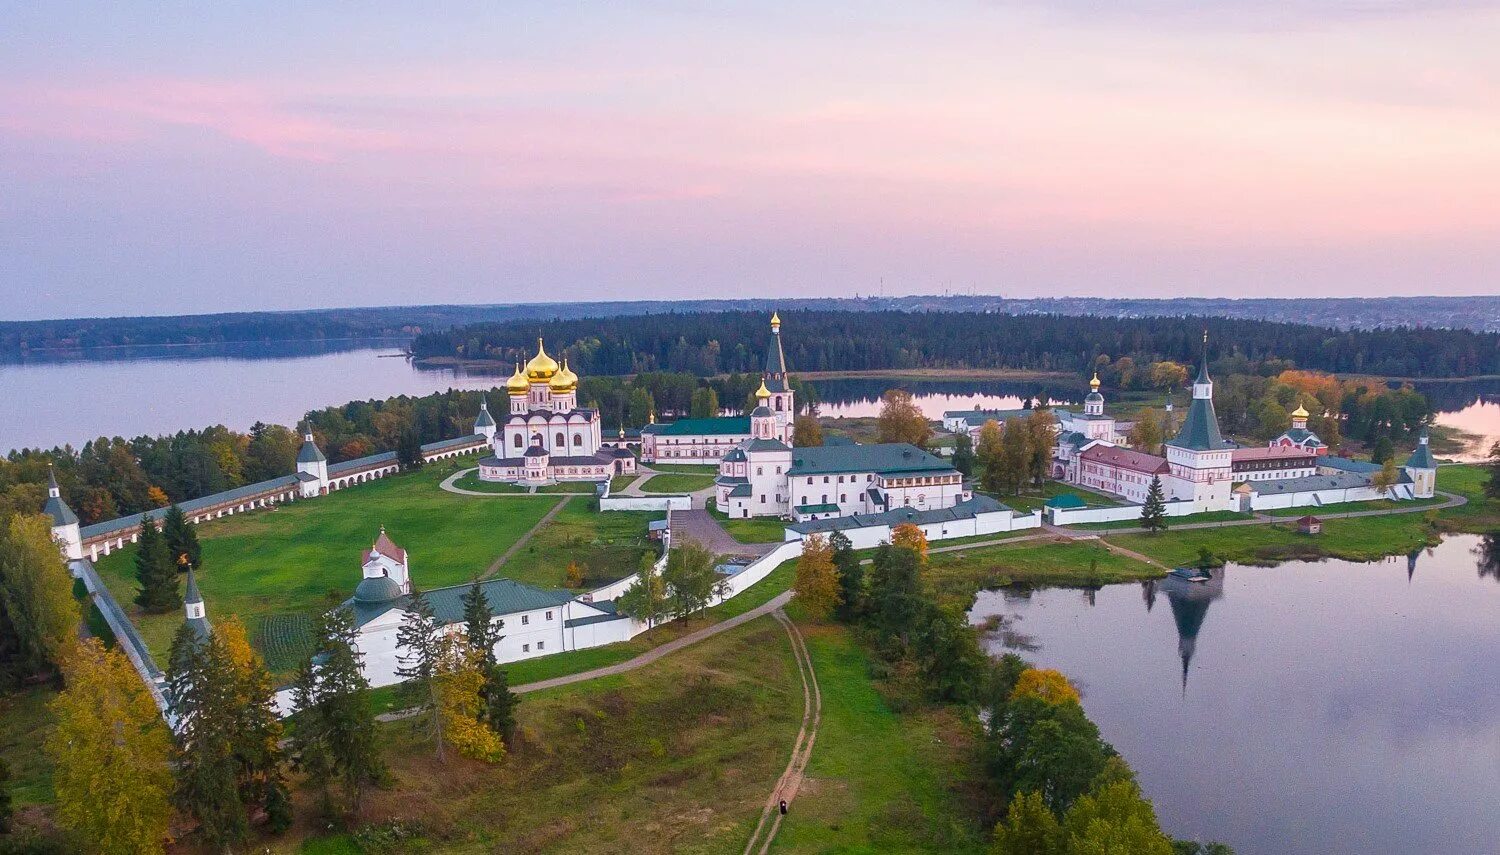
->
(673, 508), (778, 558)
(479, 496), (572, 580)
(743, 610), (822, 855)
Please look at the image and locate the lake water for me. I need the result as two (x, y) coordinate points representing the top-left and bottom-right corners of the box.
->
(969, 534), (1500, 855)
(0, 345), (1495, 459)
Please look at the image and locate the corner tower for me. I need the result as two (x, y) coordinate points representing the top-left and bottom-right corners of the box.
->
(763, 312), (795, 444)
(44, 465), (82, 560)
(1163, 333), (1233, 511)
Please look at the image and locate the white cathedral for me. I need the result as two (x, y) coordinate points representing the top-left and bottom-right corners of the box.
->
(476, 339), (637, 485)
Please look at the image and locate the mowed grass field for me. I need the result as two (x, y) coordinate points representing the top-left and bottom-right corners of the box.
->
(496, 499), (661, 590)
(925, 537), (1162, 603)
(639, 472), (716, 493)
(1107, 512), (1440, 567)
(93, 457), (560, 672)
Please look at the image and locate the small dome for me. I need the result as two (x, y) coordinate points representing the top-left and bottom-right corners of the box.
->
(1085, 390), (1104, 404)
(1089, 372), (1101, 391)
(505, 362), (529, 395)
(755, 379), (771, 399)
(770, 311), (781, 329)
(1291, 404), (1310, 418)
(525, 338), (560, 381)
(550, 358), (578, 392)
(353, 574), (403, 604)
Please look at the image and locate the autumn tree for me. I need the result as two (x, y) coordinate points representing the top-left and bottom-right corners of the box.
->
(1372, 457), (1400, 495)
(891, 522), (929, 563)
(1011, 668), (1082, 706)
(690, 386), (721, 419)
(976, 419), (1005, 493)
(48, 638), (173, 855)
(161, 504), (200, 571)
(1128, 409), (1165, 455)
(793, 414), (824, 447)
(793, 534), (841, 620)
(1059, 777), (1174, 854)
(0, 513), (80, 674)
(564, 561), (585, 588)
(1140, 477), (1168, 535)
(1149, 360), (1189, 391)
(217, 616), (292, 832)
(877, 389), (932, 448)
(133, 520), (180, 613)
(434, 640), (506, 762)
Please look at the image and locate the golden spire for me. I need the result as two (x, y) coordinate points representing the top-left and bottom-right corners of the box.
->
(770, 310), (781, 331)
(505, 361), (528, 395)
(524, 337), (560, 381)
(756, 379), (771, 399)
(1090, 372), (1101, 391)
(1291, 404), (1309, 418)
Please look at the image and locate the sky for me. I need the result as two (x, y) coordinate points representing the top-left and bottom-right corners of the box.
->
(3, 1), (1499, 320)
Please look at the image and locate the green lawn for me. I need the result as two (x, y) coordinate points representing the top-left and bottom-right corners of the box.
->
(926, 528), (1040, 551)
(534, 481), (602, 494)
(1434, 464), (1500, 533)
(708, 506), (789, 544)
(1263, 496), (1448, 517)
(925, 539), (1161, 604)
(494, 500), (659, 590)
(1108, 512), (1440, 567)
(93, 462), (560, 674)
(644, 463), (720, 474)
(450, 471), (531, 493)
(608, 474), (640, 493)
(774, 614), (988, 854)
(0, 686), (56, 808)
(1072, 510), (1252, 531)
(638, 473), (716, 493)
(300, 616), (803, 854)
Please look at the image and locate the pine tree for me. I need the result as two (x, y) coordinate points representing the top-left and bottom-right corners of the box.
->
(951, 432), (974, 476)
(397, 428), (424, 470)
(461, 579), (498, 663)
(829, 530), (865, 622)
(396, 589), (447, 760)
(1371, 435), (1394, 464)
(480, 661), (520, 743)
(47, 638), (174, 855)
(166, 626), (248, 851)
(290, 609), (383, 819)
(216, 615), (292, 834)
(134, 520), (180, 612)
(1140, 476), (1168, 535)
(161, 504), (200, 571)
(991, 790), (1062, 855)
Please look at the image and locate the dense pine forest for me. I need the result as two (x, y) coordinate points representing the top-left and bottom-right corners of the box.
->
(414, 310), (1499, 379)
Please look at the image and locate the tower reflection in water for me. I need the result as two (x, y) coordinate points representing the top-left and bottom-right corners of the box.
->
(1156, 570), (1225, 697)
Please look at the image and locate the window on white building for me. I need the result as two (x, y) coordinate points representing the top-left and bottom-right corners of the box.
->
(522, 614), (530, 625)
(522, 643), (530, 653)
(546, 611), (553, 620)
(537, 641), (545, 650)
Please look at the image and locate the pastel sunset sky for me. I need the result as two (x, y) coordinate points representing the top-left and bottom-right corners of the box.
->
(4, 2), (1499, 319)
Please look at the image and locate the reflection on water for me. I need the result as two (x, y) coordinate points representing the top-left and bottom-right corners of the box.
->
(969, 535), (1500, 855)
(813, 378), (1080, 419)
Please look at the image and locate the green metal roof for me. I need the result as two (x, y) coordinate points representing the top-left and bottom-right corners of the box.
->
(1045, 494), (1087, 509)
(1165, 395), (1231, 451)
(1404, 432), (1435, 469)
(297, 436), (327, 464)
(643, 417), (752, 436)
(795, 503), (840, 514)
(787, 443), (953, 477)
(346, 576), (578, 628)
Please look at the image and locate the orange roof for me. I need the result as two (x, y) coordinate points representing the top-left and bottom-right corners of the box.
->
(1079, 444), (1169, 474)
(1232, 446), (1318, 462)
(362, 529), (407, 565)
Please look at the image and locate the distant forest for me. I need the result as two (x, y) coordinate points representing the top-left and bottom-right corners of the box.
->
(414, 310), (1499, 379)
(7, 294), (1499, 355)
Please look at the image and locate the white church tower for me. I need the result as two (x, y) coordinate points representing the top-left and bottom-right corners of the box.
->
(296, 425), (329, 497)
(762, 312), (795, 444)
(1403, 429), (1437, 498)
(183, 568), (211, 644)
(358, 527), (411, 597)
(750, 380), (778, 439)
(44, 466), (82, 560)
(1163, 334), (1234, 511)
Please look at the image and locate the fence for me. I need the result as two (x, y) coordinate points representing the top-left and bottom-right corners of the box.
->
(1046, 500), (1198, 526)
(600, 495), (692, 512)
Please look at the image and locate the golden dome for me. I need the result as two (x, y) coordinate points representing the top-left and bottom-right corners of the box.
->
(505, 362), (528, 395)
(525, 338), (559, 381)
(770, 311), (781, 330)
(755, 379), (771, 399)
(1089, 372), (1101, 390)
(1291, 404), (1310, 418)
(550, 358), (578, 392)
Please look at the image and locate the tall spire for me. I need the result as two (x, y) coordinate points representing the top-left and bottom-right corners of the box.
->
(763, 311), (790, 391)
(43, 464), (78, 527)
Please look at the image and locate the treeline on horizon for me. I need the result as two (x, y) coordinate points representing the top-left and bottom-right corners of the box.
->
(414, 310), (1500, 379)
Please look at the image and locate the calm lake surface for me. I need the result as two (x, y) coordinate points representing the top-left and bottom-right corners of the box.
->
(1, 344), (1495, 458)
(969, 534), (1500, 855)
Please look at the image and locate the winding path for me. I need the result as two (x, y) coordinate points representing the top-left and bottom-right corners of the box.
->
(743, 609), (822, 855)
(480, 496), (572, 580)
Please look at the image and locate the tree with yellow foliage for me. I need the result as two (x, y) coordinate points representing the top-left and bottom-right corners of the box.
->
(877, 389), (932, 448)
(0, 513), (80, 674)
(215, 616), (293, 832)
(48, 638), (173, 855)
(793, 534), (841, 620)
(1010, 668), (1082, 706)
(564, 561), (585, 588)
(435, 639), (506, 763)
(891, 522), (928, 563)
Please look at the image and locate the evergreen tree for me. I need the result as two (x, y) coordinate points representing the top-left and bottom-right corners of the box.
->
(480, 660), (521, 744)
(1371, 435), (1395, 464)
(829, 530), (865, 622)
(290, 609), (383, 820)
(951, 432), (974, 476)
(461, 579), (498, 663)
(134, 520), (180, 612)
(991, 790), (1062, 855)
(161, 504), (200, 571)
(166, 626), (248, 851)
(397, 427), (424, 470)
(216, 615), (292, 834)
(395, 589), (447, 760)
(869, 544), (924, 653)
(1140, 477), (1168, 535)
